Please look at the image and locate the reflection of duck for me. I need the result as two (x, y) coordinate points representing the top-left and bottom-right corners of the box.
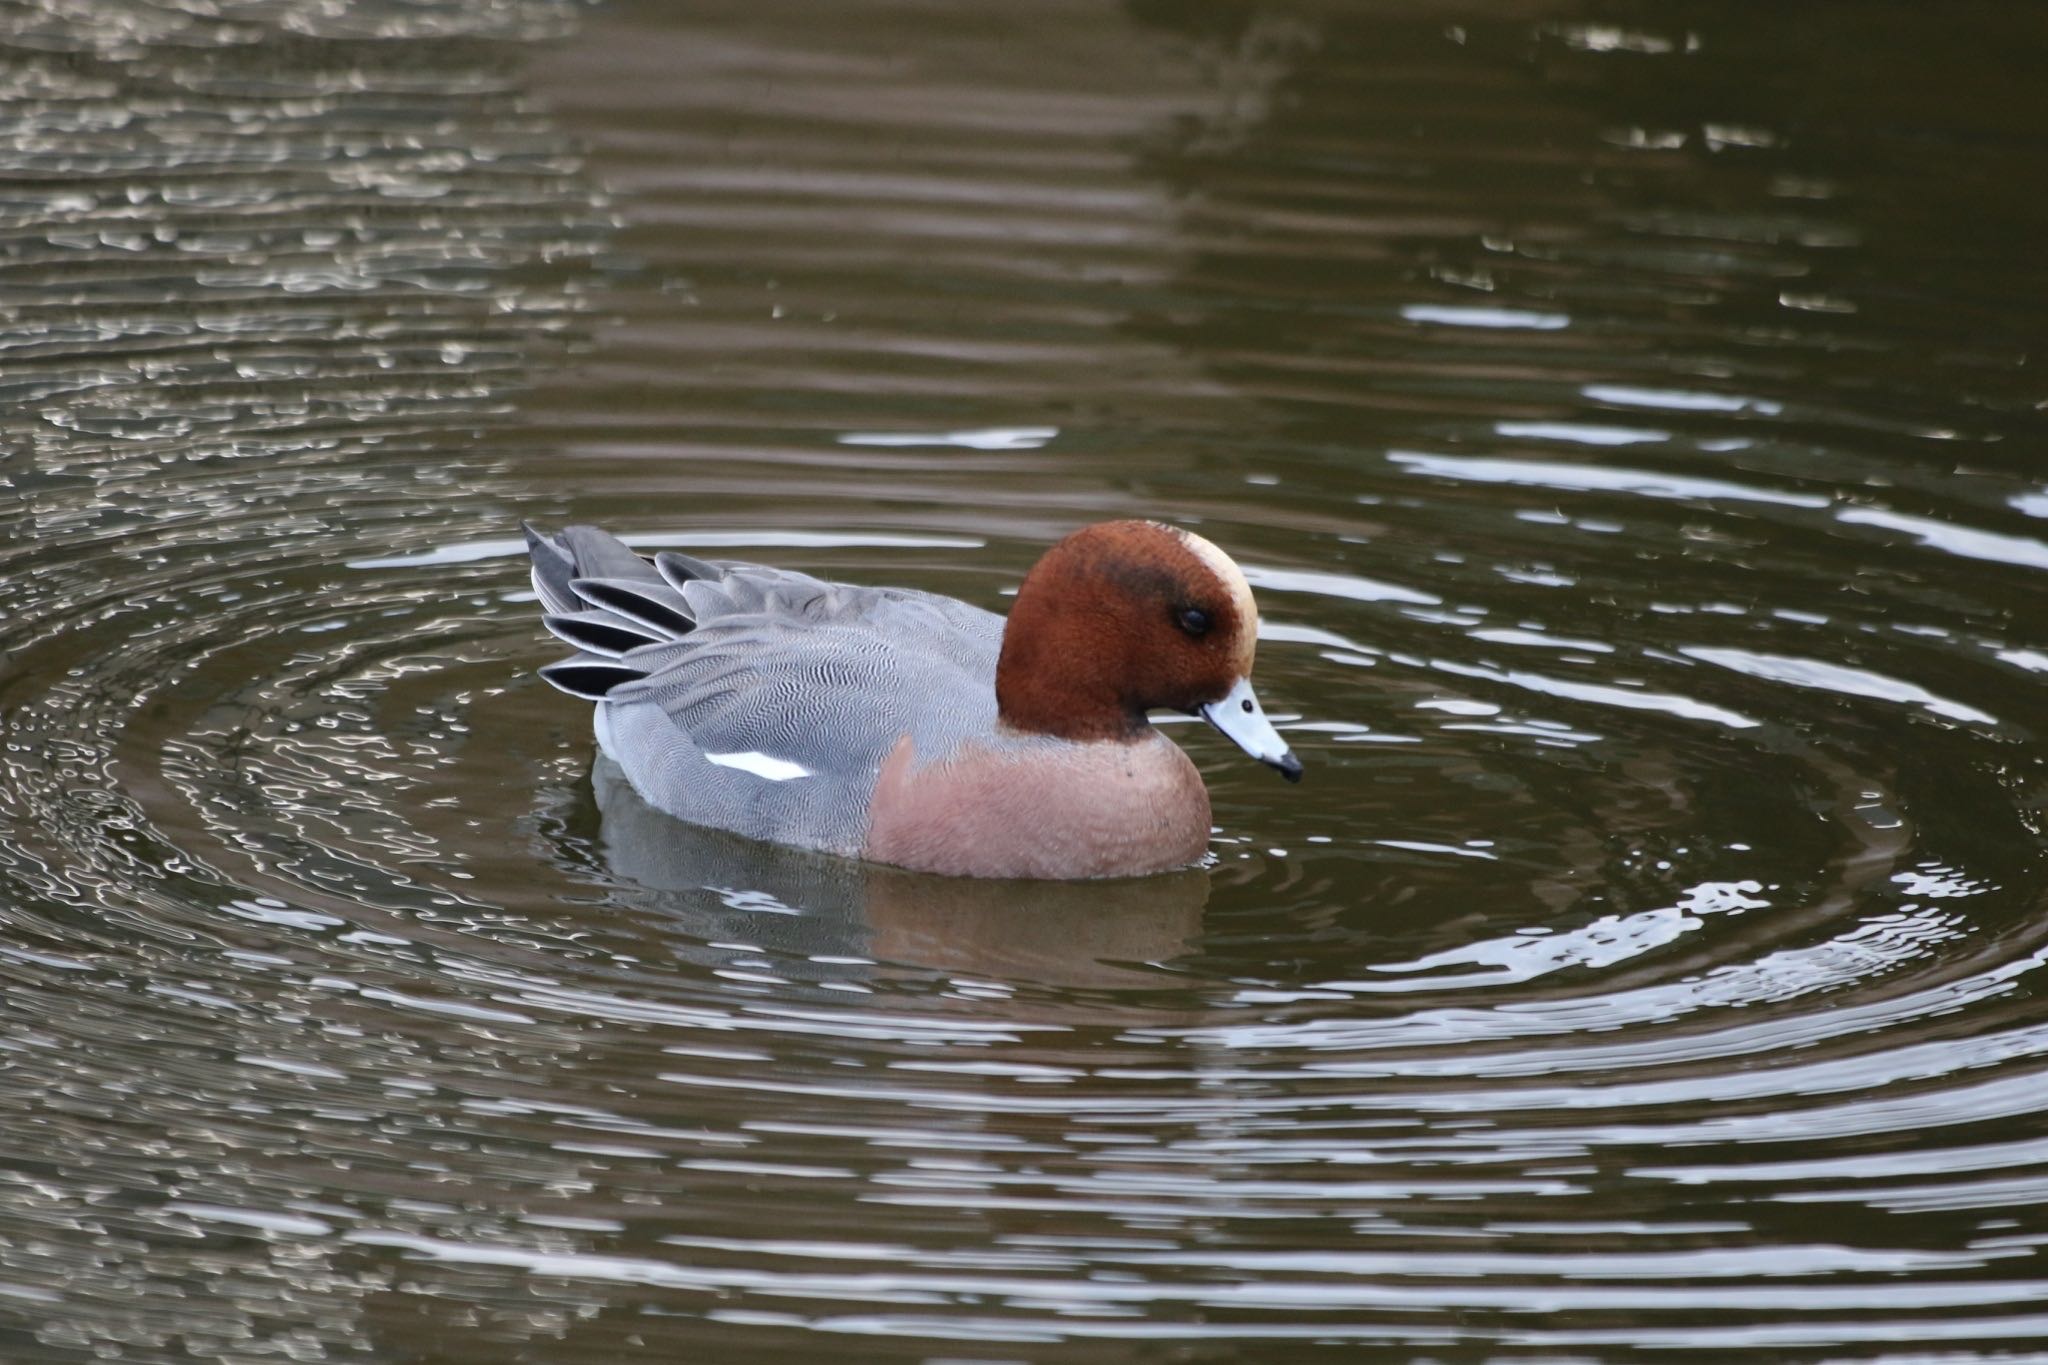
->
(591, 757), (1209, 991)
(527, 520), (1300, 878)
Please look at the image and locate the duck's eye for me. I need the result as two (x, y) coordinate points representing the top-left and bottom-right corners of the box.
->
(1176, 606), (1211, 637)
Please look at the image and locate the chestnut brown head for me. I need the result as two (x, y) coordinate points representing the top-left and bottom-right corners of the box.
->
(995, 521), (1301, 780)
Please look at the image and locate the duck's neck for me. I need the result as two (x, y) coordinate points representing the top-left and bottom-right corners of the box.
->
(995, 592), (1144, 743)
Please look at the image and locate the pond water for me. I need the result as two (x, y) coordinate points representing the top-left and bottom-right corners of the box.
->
(4, 0), (2048, 1360)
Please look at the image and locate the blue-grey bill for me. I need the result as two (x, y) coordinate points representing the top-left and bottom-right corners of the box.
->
(1202, 677), (1303, 782)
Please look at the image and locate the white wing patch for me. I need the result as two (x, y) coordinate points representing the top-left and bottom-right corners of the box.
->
(704, 750), (812, 782)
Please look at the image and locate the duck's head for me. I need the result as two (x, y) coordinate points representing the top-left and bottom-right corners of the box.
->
(995, 520), (1302, 781)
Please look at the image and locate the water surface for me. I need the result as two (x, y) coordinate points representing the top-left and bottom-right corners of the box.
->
(5, 1), (2048, 1360)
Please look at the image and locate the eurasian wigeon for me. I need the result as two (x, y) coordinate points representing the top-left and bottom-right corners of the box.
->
(526, 520), (1301, 879)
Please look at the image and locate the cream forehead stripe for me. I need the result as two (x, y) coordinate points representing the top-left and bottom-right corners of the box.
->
(1160, 524), (1259, 673)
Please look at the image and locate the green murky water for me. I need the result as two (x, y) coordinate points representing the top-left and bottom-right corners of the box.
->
(4, 1), (2048, 1359)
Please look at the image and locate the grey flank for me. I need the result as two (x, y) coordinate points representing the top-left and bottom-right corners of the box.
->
(528, 524), (1006, 856)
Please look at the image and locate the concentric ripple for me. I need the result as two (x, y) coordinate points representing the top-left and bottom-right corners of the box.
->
(4, 1), (2048, 1362)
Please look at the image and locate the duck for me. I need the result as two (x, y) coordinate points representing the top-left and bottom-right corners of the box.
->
(525, 519), (1301, 879)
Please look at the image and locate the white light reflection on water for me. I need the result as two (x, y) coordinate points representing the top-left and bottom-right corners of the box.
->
(1682, 648), (2000, 726)
(1837, 505), (2048, 573)
(1391, 451), (1833, 508)
(350, 529), (987, 569)
(1583, 384), (1786, 415)
(836, 426), (1060, 450)
(1402, 304), (1571, 329)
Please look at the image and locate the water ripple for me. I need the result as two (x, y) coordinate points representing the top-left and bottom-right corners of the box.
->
(2, 0), (2047, 1361)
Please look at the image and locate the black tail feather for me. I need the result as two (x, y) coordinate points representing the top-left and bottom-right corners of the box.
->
(542, 609), (666, 659)
(570, 576), (698, 640)
(526, 522), (719, 701)
(538, 656), (649, 701)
